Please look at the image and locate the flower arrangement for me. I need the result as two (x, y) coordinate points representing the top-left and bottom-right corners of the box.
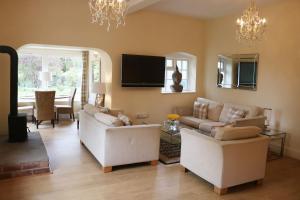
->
(165, 114), (180, 133)
(167, 114), (180, 121)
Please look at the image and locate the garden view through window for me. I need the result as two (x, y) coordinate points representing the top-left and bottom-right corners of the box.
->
(18, 46), (101, 101)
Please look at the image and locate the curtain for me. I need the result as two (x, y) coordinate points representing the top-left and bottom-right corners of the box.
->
(81, 51), (89, 109)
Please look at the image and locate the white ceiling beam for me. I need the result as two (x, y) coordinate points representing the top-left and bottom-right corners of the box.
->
(127, 0), (162, 14)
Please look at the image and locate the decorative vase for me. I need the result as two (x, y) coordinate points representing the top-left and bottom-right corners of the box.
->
(170, 65), (183, 92)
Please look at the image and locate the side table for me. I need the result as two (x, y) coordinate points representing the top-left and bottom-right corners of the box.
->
(260, 129), (286, 160)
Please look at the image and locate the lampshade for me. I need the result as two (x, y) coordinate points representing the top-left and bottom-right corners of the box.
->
(92, 82), (106, 94)
(39, 71), (52, 81)
(263, 108), (272, 126)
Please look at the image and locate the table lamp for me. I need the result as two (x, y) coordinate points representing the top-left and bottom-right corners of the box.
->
(39, 71), (52, 90)
(263, 108), (272, 131)
(92, 82), (106, 107)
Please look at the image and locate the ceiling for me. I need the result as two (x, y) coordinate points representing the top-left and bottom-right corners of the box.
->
(128, 0), (280, 19)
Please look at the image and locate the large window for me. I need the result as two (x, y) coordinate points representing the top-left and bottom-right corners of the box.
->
(18, 50), (83, 100)
(161, 53), (197, 93)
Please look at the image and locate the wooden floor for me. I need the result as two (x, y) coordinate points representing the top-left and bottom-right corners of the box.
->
(0, 121), (300, 200)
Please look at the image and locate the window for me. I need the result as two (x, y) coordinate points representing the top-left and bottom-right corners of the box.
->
(162, 53), (197, 93)
(18, 50), (83, 100)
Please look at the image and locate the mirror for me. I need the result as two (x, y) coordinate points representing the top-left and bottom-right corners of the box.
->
(217, 54), (258, 90)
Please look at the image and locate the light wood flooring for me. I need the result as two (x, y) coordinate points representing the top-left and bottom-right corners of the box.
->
(0, 121), (300, 200)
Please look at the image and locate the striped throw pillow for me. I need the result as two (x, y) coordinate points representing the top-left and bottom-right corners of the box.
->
(193, 102), (208, 119)
(226, 108), (246, 123)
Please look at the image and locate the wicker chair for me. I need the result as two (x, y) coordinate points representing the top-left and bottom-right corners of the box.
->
(55, 88), (77, 122)
(34, 91), (56, 129)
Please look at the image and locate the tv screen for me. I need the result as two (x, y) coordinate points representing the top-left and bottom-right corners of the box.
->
(238, 61), (257, 87)
(121, 54), (166, 87)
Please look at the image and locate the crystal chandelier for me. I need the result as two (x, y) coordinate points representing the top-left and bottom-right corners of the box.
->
(89, 0), (128, 31)
(236, 0), (267, 43)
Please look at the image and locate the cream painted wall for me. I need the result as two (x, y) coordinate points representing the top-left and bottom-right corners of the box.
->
(0, 0), (205, 134)
(204, 0), (300, 159)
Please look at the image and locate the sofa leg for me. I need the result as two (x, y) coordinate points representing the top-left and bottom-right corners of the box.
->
(103, 166), (112, 173)
(256, 179), (264, 185)
(150, 160), (158, 166)
(184, 168), (189, 173)
(214, 186), (228, 195)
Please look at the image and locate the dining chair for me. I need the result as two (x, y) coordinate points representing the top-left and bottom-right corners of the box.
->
(55, 88), (77, 122)
(34, 91), (56, 129)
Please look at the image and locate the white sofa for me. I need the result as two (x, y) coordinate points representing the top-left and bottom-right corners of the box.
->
(180, 128), (270, 195)
(174, 97), (266, 133)
(79, 110), (161, 172)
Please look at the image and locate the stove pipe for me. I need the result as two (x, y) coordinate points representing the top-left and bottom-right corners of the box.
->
(0, 45), (27, 142)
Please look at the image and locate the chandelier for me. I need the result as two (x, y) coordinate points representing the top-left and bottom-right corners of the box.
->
(236, 0), (267, 43)
(89, 0), (128, 31)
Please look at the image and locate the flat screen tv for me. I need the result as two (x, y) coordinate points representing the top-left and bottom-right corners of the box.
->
(238, 61), (257, 87)
(121, 54), (166, 87)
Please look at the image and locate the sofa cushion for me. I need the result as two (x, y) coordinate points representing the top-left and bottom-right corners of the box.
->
(118, 113), (132, 126)
(214, 126), (261, 141)
(94, 112), (124, 127)
(180, 116), (211, 128)
(84, 104), (99, 116)
(199, 121), (226, 133)
(193, 102), (208, 119)
(224, 107), (246, 123)
(196, 98), (223, 121)
(219, 103), (263, 122)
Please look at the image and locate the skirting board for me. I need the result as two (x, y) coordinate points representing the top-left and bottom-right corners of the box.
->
(284, 147), (300, 160)
(270, 143), (300, 160)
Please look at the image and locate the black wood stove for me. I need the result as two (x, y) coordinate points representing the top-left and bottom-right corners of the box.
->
(0, 45), (27, 142)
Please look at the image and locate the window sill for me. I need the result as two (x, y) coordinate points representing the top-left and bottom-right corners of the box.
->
(161, 91), (196, 94)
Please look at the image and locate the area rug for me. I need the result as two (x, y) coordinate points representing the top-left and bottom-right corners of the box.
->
(159, 139), (181, 165)
(0, 132), (51, 180)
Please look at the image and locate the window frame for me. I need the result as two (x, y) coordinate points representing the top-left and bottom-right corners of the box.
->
(161, 55), (195, 94)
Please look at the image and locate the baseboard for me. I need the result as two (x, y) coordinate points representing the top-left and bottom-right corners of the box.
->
(284, 147), (300, 160)
(269, 143), (300, 160)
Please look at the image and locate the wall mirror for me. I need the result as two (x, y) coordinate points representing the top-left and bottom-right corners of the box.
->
(217, 54), (258, 91)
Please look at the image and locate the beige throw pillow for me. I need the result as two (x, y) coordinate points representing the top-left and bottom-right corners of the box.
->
(94, 113), (124, 127)
(193, 102), (208, 119)
(225, 107), (246, 123)
(118, 113), (132, 126)
(214, 126), (261, 141)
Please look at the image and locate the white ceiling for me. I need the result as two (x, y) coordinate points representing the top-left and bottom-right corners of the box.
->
(128, 0), (280, 19)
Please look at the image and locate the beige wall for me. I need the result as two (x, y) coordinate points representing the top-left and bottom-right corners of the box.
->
(204, 0), (300, 159)
(0, 0), (205, 134)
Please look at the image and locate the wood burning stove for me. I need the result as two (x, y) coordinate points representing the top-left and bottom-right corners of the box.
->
(0, 45), (28, 142)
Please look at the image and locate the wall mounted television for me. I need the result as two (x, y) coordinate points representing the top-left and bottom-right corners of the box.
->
(121, 54), (166, 87)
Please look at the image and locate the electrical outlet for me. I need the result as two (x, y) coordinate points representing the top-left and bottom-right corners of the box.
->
(136, 113), (149, 119)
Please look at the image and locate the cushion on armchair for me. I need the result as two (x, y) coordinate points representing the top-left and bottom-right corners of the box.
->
(214, 126), (261, 141)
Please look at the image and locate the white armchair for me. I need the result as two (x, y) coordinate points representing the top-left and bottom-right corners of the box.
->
(180, 128), (270, 195)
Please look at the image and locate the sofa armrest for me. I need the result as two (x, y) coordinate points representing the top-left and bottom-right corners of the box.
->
(172, 106), (193, 116)
(220, 135), (270, 188)
(233, 116), (266, 129)
(180, 128), (224, 186)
